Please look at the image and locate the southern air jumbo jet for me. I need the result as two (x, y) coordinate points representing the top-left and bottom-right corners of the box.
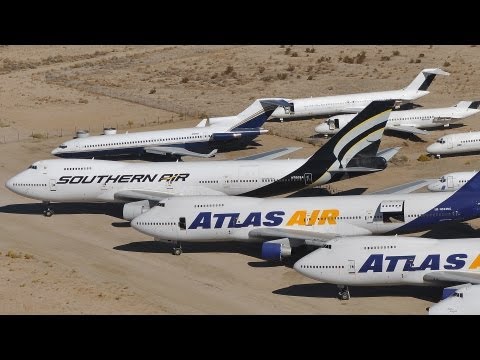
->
(428, 283), (480, 315)
(427, 171), (477, 192)
(315, 101), (480, 136)
(294, 236), (480, 301)
(270, 68), (449, 121)
(131, 171), (480, 256)
(427, 131), (480, 157)
(51, 98), (290, 160)
(6, 101), (398, 218)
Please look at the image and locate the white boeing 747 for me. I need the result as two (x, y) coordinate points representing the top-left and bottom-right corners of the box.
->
(270, 68), (449, 121)
(6, 101), (398, 219)
(315, 101), (480, 136)
(294, 235), (480, 301)
(427, 131), (480, 157)
(51, 98), (290, 160)
(130, 171), (480, 256)
(427, 171), (477, 192)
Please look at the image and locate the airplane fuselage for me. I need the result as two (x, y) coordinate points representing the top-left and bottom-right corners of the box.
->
(294, 236), (480, 286)
(427, 131), (480, 156)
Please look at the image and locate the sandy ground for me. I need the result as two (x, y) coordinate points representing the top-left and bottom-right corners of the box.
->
(1, 45), (480, 314)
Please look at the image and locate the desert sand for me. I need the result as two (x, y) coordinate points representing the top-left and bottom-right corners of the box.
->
(1, 45), (480, 314)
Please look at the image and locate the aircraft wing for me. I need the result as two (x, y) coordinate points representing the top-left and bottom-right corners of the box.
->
(377, 147), (401, 162)
(145, 146), (218, 158)
(424, 271), (480, 285)
(386, 125), (428, 135)
(114, 187), (227, 202)
(235, 147), (301, 160)
(248, 223), (371, 246)
(370, 179), (437, 195)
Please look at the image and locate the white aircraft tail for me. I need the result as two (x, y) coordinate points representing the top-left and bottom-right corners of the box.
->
(403, 68), (450, 92)
(230, 98), (290, 131)
(455, 101), (480, 109)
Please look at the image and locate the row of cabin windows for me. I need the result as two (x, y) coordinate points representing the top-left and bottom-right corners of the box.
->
(392, 116), (432, 121)
(299, 265), (345, 269)
(199, 180), (219, 184)
(12, 183), (46, 187)
(306, 100), (377, 108)
(64, 167), (92, 171)
(364, 245), (397, 250)
(461, 139), (480, 143)
(194, 204), (224, 208)
(136, 222), (176, 226)
(82, 135), (208, 148)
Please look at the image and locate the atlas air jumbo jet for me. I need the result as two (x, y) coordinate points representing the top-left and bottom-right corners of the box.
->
(427, 131), (480, 157)
(294, 236), (480, 301)
(6, 101), (398, 219)
(131, 171), (480, 256)
(269, 68), (449, 121)
(428, 283), (480, 315)
(427, 171), (477, 192)
(51, 98), (290, 160)
(316, 100), (480, 136)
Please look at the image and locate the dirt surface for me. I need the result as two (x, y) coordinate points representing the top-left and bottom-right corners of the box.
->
(1, 45), (480, 314)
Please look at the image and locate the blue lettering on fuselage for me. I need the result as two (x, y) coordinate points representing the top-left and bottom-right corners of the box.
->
(359, 253), (468, 273)
(188, 211), (286, 230)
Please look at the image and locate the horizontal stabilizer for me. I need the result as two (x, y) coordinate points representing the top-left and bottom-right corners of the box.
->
(145, 146), (217, 158)
(386, 125), (428, 135)
(424, 271), (480, 285)
(236, 147), (301, 161)
(370, 179), (437, 195)
(376, 147), (401, 161)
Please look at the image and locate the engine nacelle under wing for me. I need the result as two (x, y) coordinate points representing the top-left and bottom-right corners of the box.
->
(123, 200), (151, 221)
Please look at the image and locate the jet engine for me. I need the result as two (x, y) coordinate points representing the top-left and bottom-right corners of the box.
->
(347, 156), (387, 170)
(315, 114), (354, 135)
(261, 241), (292, 261)
(123, 200), (151, 221)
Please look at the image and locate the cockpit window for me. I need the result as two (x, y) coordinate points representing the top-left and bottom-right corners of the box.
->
(158, 202), (165, 207)
(59, 145), (67, 149)
(28, 165), (38, 170)
(437, 138), (445, 144)
(440, 176), (445, 183)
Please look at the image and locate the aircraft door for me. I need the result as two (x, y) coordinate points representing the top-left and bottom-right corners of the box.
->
(348, 260), (355, 274)
(178, 217), (187, 233)
(223, 175), (230, 190)
(49, 179), (57, 191)
(447, 176), (454, 189)
(365, 210), (374, 223)
(304, 173), (313, 185)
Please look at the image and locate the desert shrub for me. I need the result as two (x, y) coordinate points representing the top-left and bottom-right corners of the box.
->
(149, 88), (156, 94)
(342, 56), (354, 64)
(277, 73), (288, 80)
(223, 65), (234, 75)
(280, 45), (285, 48)
(285, 48), (291, 55)
(211, 73), (218, 79)
(381, 56), (390, 61)
(6, 250), (21, 259)
(307, 75), (314, 80)
(31, 133), (46, 139)
(415, 59), (421, 63)
(258, 66), (265, 73)
(78, 98), (88, 104)
(418, 53), (425, 58)
(409, 58), (414, 63)
(443, 61), (451, 67)
(291, 52), (298, 57)
(181, 77), (189, 83)
(355, 51), (366, 64)
(286, 64), (295, 72)
(261, 75), (273, 82)
(127, 120), (134, 128)
(391, 154), (408, 165)
(417, 154), (432, 162)
(392, 50), (400, 56)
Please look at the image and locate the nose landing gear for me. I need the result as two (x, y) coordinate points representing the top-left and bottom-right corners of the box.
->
(42, 201), (54, 217)
(337, 285), (350, 300)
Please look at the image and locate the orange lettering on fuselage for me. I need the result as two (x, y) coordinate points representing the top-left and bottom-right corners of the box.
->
(469, 254), (480, 270)
(287, 209), (339, 226)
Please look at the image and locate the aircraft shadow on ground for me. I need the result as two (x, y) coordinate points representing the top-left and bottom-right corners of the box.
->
(0, 202), (124, 219)
(114, 240), (266, 259)
(273, 283), (442, 302)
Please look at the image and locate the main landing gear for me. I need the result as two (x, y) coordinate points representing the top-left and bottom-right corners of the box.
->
(42, 201), (54, 217)
(172, 243), (182, 256)
(337, 285), (350, 300)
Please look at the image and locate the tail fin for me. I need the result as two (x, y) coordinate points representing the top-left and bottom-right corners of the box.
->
(454, 101), (480, 109)
(230, 98), (290, 130)
(403, 68), (450, 92)
(304, 100), (394, 168)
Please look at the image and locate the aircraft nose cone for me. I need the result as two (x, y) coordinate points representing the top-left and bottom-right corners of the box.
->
(426, 144), (437, 154)
(5, 177), (14, 191)
(51, 148), (59, 155)
(130, 213), (154, 236)
(293, 258), (306, 274)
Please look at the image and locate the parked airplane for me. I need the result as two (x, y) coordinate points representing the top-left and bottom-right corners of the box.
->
(5, 101), (398, 218)
(427, 131), (480, 157)
(51, 98), (290, 160)
(315, 101), (480, 136)
(427, 171), (477, 192)
(294, 235), (480, 300)
(269, 68), (449, 121)
(428, 283), (480, 315)
(130, 171), (480, 256)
